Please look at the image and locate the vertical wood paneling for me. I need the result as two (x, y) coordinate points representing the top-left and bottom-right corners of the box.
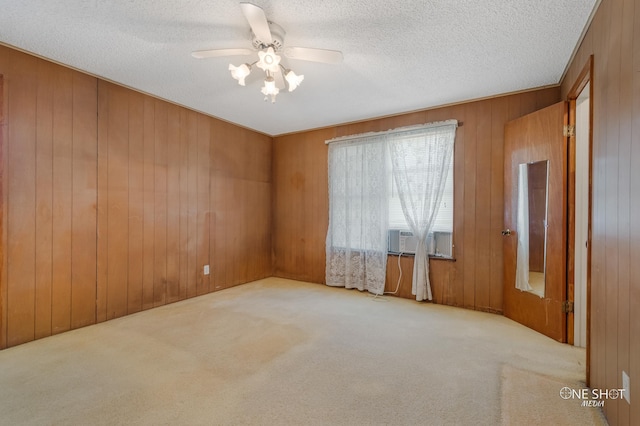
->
(166, 104), (181, 303)
(209, 121), (271, 291)
(51, 67), (73, 334)
(229, 177), (239, 287)
(93, 80), (271, 320)
(272, 135), (294, 279)
(197, 115), (210, 295)
(179, 108), (189, 298)
(7, 52), (37, 346)
(474, 100), (492, 310)
(223, 175), (241, 287)
(212, 177), (226, 290)
(244, 181), (254, 281)
(105, 85), (129, 320)
(308, 129), (330, 281)
(273, 128), (333, 283)
(228, 178), (240, 286)
(602, 0), (618, 422)
(604, 0), (621, 419)
(96, 81), (109, 323)
(2, 48), (100, 343)
(34, 61), (53, 339)
(142, 96), (155, 310)
(209, 124), (220, 291)
(1, 45), (272, 349)
(126, 92), (144, 314)
(560, 0), (639, 422)
(187, 111), (198, 298)
(236, 179), (246, 285)
(153, 100), (168, 307)
(462, 102), (478, 309)
(615, 0), (632, 422)
(384, 255), (415, 298)
(70, 72), (97, 328)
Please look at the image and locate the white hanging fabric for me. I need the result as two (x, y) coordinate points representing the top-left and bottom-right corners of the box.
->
(325, 137), (388, 295)
(387, 120), (457, 301)
(515, 163), (532, 291)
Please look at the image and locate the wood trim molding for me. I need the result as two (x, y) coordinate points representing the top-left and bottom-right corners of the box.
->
(0, 74), (5, 349)
(567, 55), (593, 100)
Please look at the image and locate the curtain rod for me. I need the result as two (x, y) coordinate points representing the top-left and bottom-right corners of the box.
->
(325, 119), (459, 145)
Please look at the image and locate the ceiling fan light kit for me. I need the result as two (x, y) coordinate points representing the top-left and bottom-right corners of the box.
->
(260, 75), (280, 103)
(284, 69), (304, 92)
(228, 63), (251, 86)
(193, 2), (342, 104)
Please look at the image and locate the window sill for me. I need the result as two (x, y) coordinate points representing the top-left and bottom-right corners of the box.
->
(429, 254), (456, 262)
(387, 252), (456, 262)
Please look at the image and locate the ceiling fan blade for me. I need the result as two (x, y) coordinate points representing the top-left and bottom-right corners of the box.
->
(283, 47), (343, 64)
(240, 2), (272, 45)
(191, 48), (254, 59)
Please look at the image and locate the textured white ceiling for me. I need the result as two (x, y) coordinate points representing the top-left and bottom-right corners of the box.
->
(0, 0), (598, 136)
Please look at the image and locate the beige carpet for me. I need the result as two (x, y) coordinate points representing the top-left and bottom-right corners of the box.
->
(501, 364), (605, 425)
(0, 277), (607, 425)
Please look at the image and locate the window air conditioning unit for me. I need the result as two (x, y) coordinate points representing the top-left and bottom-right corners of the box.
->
(388, 230), (418, 254)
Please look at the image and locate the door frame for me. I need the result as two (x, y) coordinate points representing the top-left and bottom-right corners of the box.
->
(0, 74), (4, 350)
(566, 56), (593, 386)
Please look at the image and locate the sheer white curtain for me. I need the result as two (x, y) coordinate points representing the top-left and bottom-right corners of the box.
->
(325, 137), (388, 295)
(515, 163), (532, 291)
(387, 120), (457, 301)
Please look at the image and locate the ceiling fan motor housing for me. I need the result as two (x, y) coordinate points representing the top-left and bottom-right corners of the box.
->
(252, 21), (285, 51)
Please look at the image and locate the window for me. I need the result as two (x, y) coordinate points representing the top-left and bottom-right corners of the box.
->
(326, 120), (457, 300)
(387, 134), (454, 258)
(388, 153), (453, 233)
(327, 121), (456, 256)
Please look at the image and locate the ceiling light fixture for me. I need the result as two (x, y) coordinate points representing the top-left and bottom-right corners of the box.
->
(193, 3), (342, 105)
(228, 63), (251, 86)
(229, 46), (303, 103)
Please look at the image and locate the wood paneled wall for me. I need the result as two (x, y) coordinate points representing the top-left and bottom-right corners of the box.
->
(0, 45), (272, 349)
(273, 87), (560, 312)
(0, 51), (98, 348)
(561, 0), (639, 423)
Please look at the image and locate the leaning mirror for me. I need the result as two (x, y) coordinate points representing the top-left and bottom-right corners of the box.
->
(515, 160), (549, 297)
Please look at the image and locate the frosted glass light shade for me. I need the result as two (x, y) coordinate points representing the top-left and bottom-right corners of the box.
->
(229, 63), (251, 86)
(285, 70), (304, 92)
(261, 76), (280, 103)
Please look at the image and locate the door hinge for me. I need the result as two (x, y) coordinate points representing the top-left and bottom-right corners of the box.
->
(562, 300), (574, 314)
(563, 124), (575, 137)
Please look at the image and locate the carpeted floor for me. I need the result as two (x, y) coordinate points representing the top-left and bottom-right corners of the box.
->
(0, 277), (607, 425)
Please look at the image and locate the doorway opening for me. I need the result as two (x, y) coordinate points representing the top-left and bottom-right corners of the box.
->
(573, 82), (590, 349)
(566, 55), (593, 385)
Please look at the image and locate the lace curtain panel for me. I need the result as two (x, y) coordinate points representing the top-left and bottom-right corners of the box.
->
(325, 138), (388, 295)
(388, 121), (456, 301)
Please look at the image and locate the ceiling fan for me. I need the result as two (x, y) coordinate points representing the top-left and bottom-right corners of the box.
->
(191, 2), (343, 103)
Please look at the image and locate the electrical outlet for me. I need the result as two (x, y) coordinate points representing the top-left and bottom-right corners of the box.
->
(204, 265), (210, 275)
(622, 371), (630, 404)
